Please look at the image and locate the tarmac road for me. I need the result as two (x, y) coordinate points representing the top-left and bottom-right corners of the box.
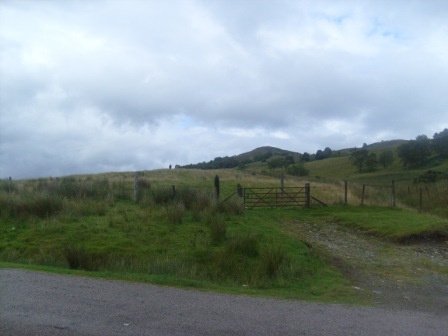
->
(1, 268), (447, 336)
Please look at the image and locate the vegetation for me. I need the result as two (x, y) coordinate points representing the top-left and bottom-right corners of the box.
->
(1, 128), (448, 304)
(397, 135), (432, 168)
(0, 174), (358, 302)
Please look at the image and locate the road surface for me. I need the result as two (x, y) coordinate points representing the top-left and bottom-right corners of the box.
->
(1, 268), (446, 335)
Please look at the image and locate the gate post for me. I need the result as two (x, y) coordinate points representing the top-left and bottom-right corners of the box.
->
(305, 183), (310, 208)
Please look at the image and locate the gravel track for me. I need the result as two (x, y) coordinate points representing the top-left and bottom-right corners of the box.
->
(281, 220), (448, 314)
(1, 268), (447, 336)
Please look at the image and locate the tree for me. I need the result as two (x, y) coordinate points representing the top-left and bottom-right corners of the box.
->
(300, 152), (311, 162)
(284, 154), (295, 165)
(350, 148), (369, 172)
(323, 147), (332, 158)
(267, 157), (289, 170)
(433, 128), (448, 158)
(287, 164), (309, 177)
(365, 153), (378, 171)
(315, 147), (332, 160)
(378, 150), (394, 168)
(397, 135), (432, 168)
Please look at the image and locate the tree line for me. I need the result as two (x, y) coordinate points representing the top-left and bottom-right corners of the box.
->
(350, 128), (448, 172)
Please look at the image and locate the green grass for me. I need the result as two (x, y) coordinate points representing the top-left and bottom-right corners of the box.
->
(0, 191), (362, 303)
(1, 166), (447, 305)
(281, 206), (448, 243)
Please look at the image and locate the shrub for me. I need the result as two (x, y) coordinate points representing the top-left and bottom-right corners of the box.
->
(225, 233), (259, 258)
(64, 244), (96, 271)
(258, 246), (286, 279)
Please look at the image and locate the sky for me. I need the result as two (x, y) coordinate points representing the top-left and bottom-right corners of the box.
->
(1, 0), (448, 179)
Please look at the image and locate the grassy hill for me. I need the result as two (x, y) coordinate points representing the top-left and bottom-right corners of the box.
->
(231, 140), (448, 184)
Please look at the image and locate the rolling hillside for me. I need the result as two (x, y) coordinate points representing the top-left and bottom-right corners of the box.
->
(181, 139), (448, 185)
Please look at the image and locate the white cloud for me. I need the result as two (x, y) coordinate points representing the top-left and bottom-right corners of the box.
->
(1, 0), (448, 178)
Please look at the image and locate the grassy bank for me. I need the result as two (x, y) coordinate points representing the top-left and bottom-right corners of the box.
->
(0, 185), (358, 303)
(1, 169), (447, 304)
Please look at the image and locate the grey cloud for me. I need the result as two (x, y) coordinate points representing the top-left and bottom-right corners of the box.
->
(1, 0), (448, 178)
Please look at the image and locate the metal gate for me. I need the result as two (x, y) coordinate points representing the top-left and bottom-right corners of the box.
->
(243, 186), (310, 209)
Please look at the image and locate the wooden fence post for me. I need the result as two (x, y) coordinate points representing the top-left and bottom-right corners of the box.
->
(172, 185), (176, 197)
(419, 187), (423, 211)
(280, 174), (284, 197)
(344, 180), (348, 206)
(305, 183), (310, 208)
(134, 175), (139, 203)
(361, 184), (366, 206)
(214, 175), (220, 199)
(237, 183), (243, 197)
(392, 180), (396, 207)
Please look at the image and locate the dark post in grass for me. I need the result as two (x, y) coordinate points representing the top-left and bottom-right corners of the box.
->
(214, 175), (220, 199)
(134, 175), (139, 203)
(361, 184), (366, 206)
(305, 183), (310, 208)
(419, 187), (423, 211)
(237, 183), (243, 197)
(392, 180), (396, 207)
(172, 185), (176, 197)
(344, 180), (348, 206)
(280, 174), (284, 197)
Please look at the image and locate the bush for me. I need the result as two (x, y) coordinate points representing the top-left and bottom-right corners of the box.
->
(64, 244), (98, 271)
(225, 234), (259, 258)
(258, 246), (286, 279)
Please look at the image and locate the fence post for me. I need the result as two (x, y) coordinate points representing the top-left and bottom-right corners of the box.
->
(237, 183), (243, 197)
(172, 185), (176, 197)
(392, 180), (396, 207)
(134, 175), (139, 203)
(361, 184), (366, 206)
(214, 175), (220, 199)
(305, 183), (310, 208)
(280, 174), (284, 197)
(419, 187), (423, 211)
(344, 180), (348, 206)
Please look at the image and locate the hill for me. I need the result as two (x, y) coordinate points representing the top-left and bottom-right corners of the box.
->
(179, 146), (300, 170)
(180, 138), (448, 186)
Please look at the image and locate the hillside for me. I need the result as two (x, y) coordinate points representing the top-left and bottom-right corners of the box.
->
(180, 138), (448, 185)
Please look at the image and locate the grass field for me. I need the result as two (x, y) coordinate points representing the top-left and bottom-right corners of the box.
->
(1, 166), (447, 304)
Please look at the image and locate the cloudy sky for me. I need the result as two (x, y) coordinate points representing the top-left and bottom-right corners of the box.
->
(1, 0), (447, 179)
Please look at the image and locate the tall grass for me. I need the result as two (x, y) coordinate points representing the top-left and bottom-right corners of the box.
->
(0, 192), (63, 218)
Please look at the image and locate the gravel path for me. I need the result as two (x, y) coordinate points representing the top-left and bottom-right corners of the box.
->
(1, 268), (447, 336)
(281, 220), (448, 314)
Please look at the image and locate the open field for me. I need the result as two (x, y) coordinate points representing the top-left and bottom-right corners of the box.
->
(1, 167), (447, 306)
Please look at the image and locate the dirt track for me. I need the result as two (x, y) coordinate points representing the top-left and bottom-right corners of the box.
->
(282, 220), (448, 314)
(1, 268), (447, 336)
